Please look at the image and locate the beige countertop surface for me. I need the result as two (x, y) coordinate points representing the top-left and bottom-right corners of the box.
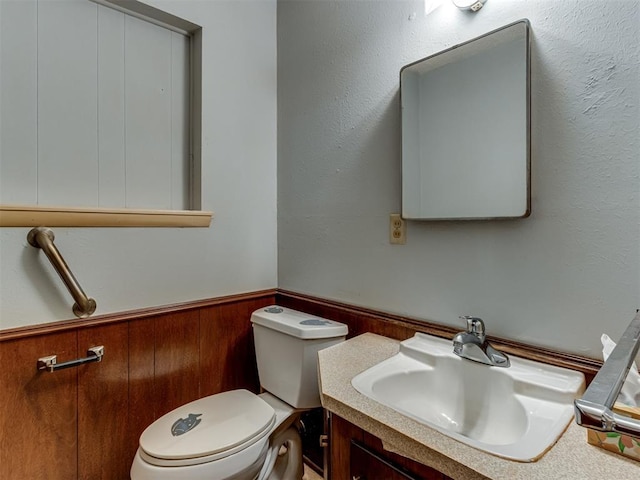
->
(318, 333), (640, 480)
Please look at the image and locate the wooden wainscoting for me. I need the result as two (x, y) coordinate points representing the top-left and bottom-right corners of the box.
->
(275, 290), (603, 384)
(1, 289), (604, 480)
(0, 290), (275, 480)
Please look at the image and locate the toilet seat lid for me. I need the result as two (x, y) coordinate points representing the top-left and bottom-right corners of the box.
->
(139, 389), (275, 461)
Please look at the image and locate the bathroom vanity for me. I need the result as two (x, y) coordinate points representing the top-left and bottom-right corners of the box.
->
(318, 333), (640, 480)
(331, 414), (453, 479)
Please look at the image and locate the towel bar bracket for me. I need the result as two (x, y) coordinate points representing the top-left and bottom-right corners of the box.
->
(37, 346), (104, 372)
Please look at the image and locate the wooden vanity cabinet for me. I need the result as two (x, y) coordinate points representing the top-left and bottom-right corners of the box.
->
(329, 414), (452, 480)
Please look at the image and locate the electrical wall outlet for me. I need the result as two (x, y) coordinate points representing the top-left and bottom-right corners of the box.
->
(389, 214), (406, 245)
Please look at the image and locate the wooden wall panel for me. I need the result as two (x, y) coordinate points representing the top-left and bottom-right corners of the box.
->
(127, 317), (156, 463)
(153, 310), (201, 416)
(0, 291), (276, 480)
(0, 331), (78, 480)
(0, 289), (603, 480)
(78, 322), (130, 480)
(199, 299), (269, 397)
(276, 290), (602, 383)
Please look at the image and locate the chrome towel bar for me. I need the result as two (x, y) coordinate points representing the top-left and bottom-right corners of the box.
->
(575, 310), (640, 439)
(37, 346), (104, 372)
(27, 227), (97, 318)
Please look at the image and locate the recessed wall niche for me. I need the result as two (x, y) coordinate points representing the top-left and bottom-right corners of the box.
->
(0, 0), (208, 227)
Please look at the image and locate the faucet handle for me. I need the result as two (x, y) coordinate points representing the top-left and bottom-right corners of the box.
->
(459, 316), (485, 337)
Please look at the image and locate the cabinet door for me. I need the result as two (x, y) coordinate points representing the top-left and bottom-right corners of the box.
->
(330, 413), (364, 479)
(0, 331), (78, 479)
(330, 414), (449, 480)
(351, 441), (419, 480)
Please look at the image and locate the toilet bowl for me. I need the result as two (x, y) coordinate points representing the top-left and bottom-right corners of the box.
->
(130, 390), (300, 480)
(131, 306), (347, 480)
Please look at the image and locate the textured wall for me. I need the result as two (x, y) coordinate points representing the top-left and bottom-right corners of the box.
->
(0, 0), (278, 329)
(277, 0), (639, 357)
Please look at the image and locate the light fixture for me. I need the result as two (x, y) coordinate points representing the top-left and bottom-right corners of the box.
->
(424, 0), (445, 15)
(452, 0), (487, 12)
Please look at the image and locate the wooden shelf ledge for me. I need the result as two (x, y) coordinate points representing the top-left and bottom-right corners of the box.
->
(0, 204), (213, 227)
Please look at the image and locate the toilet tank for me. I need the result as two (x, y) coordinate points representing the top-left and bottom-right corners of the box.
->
(251, 306), (348, 409)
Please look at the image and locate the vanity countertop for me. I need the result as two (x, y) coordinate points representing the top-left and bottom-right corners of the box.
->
(318, 333), (639, 480)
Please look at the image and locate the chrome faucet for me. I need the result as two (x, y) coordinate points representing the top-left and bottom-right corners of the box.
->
(453, 316), (510, 367)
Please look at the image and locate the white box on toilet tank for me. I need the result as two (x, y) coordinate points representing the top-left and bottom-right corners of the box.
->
(251, 306), (348, 409)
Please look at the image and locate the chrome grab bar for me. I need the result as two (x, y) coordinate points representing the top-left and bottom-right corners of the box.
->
(37, 346), (104, 372)
(574, 311), (640, 439)
(27, 227), (97, 318)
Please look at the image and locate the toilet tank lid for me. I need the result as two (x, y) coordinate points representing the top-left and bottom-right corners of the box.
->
(251, 306), (348, 339)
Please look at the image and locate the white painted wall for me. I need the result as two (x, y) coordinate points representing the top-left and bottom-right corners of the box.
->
(1, 0), (637, 360)
(0, 0), (277, 329)
(277, 0), (640, 357)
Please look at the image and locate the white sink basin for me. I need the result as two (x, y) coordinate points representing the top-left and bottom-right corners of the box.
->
(351, 333), (585, 461)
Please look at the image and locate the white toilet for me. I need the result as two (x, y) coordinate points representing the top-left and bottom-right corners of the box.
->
(130, 306), (347, 480)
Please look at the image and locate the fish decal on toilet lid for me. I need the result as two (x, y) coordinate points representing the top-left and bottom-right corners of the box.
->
(170, 413), (202, 436)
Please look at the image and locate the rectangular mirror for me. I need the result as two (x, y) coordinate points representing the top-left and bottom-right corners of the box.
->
(401, 20), (531, 220)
